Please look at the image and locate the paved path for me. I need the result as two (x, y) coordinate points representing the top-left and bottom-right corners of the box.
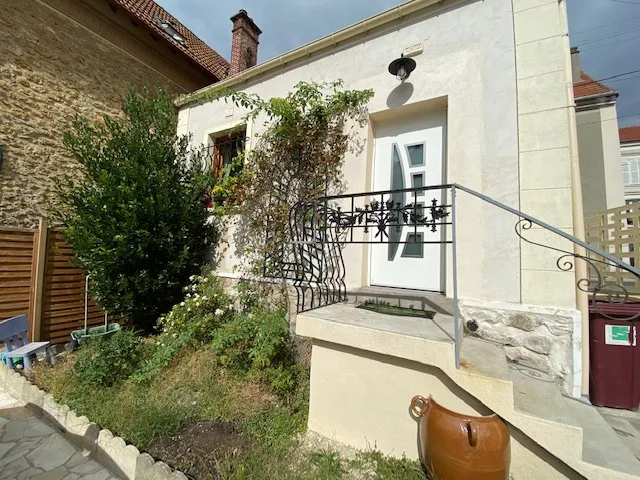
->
(0, 392), (119, 480)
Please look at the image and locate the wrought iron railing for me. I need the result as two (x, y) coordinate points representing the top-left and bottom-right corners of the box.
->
(279, 183), (640, 368)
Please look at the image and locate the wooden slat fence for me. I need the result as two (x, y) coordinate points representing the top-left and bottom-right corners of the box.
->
(0, 228), (35, 321)
(0, 221), (110, 343)
(585, 203), (640, 295)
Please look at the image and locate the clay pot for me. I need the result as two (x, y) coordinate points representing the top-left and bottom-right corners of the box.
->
(410, 395), (510, 480)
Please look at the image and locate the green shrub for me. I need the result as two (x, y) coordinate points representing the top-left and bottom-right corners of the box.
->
(58, 87), (217, 332)
(73, 330), (144, 387)
(134, 272), (234, 381)
(159, 272), (234, 342)
(210, 309), (291, 372)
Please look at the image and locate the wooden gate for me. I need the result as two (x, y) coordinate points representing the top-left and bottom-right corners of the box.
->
(0, 220), (110, 343)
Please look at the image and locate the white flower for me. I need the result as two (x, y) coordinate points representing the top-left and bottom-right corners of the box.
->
(215, 308), (224, 316)
(202, 296), (208, 301)
(172, 333), (177, 338)
(187, 308), (191, 312)
(189, 275), (195, 281)
(186, 293), (191, 298)
(196, 302), (201, 307)
(194, 293), (199, 298)
(180, 302), (185, 307)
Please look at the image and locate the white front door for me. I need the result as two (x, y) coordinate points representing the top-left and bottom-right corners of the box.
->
(369, 112), (446, 292)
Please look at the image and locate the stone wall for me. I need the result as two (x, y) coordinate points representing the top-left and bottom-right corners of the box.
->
(0, 0), (207, 228)
(460, 299), (581, 397)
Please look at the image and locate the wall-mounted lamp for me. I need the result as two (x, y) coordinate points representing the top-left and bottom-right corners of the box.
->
(0, 145), (4, 171)
(388, 53), (416, 82)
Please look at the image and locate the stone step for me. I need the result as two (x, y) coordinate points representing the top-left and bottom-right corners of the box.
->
(301, 302), (455, 344)
(571, 398), (640, 476)
(461, 336), (640, 476)
(347, 286), (454, 315)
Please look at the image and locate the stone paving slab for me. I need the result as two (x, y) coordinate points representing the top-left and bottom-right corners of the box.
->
(599, 406), (640, 463)
(0, 392), (119, 480)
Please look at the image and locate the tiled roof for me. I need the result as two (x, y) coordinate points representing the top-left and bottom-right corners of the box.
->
(111, 0), (229, 80)
(620, 126), (640, 144)
(573, 71), (617, 100)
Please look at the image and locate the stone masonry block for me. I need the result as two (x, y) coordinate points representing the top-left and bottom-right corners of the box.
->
(42, 394), (65, 432)
(97, 430), (141, 480)
(120, 444), (141, 480)
(508, 314), (541, 332)
(22, 383), (45, 415)
(135, 453), (156, 480)
(152, 461), (174, 480)
(6, 371), (27, 399)
(0, 363), (10, 389)
(523, 335), (553, 355)
(505, 345), (549, 372)
(65, 410), (99, 452)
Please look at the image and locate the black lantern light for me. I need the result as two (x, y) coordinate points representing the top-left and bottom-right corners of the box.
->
(388, 53), (416, 81)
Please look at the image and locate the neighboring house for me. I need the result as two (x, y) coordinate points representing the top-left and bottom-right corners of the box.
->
(571, 47), (625, 216)
(176, 0), (640, 478)
(0, 0), (260, 228)
(620, 126), (640, 203)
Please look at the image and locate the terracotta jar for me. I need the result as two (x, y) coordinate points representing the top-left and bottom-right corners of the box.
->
(410, 395), (511, 480)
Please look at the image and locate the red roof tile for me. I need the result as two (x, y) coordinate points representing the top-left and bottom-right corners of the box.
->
(111, 0), (229, 80)
(620, 126), (640, 144)
(573, 71), (617, 100)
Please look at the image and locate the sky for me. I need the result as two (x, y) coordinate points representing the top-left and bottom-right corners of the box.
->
(156, 0), (640, 127)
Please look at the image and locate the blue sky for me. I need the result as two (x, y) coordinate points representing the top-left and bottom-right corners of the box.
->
(157, 0), (640, 127)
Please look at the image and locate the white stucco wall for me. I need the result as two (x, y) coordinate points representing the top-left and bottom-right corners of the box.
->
(181, 0), (522, 304)
(512, 0), (580, 310)
(601, 105), (625, 210)
(179, 0), (578, 311)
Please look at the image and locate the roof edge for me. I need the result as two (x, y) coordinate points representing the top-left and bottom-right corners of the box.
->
(175, 0), (447, 108)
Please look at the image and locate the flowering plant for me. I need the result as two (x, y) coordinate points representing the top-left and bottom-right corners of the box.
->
(157, 272), (233, 344)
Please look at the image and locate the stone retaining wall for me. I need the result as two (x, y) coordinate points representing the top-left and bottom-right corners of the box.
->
(0, 361), (186, 480)
(460, 299), (582, 397)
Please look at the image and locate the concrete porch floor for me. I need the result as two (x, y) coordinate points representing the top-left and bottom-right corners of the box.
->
(0, 392), (118, 479)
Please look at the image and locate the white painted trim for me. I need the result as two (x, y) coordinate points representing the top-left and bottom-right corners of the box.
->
(175, 0), (456, 108)
(202, 119), (251, 147)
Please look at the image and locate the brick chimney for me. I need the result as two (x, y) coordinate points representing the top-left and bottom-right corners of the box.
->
(229, 10), (261, 77)
(571, 46), (581, 84)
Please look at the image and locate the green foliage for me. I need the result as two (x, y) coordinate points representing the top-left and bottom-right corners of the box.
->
(348, 450), (426, 479)
(209, 154), (246, 217)
(310, 450), (345, 479)
(210, 310), (291, 372)
(216, 81), (374, 279)
(134, 272), (233, 381)
(57, 87), (217, 332)
(72, 330), (145, 387)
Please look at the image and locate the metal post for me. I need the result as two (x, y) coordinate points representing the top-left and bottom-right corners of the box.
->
(451, 186), (460, 369)
(84, 275), (90, 333)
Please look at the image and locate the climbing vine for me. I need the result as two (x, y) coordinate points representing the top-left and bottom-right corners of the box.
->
(216, 80), (374, 279)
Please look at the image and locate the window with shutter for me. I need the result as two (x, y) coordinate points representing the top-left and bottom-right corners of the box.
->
(622, 157), (640, 186)
(631, 157), (640, 186)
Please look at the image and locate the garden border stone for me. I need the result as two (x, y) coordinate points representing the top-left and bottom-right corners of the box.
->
(0, 362), (187, 480)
